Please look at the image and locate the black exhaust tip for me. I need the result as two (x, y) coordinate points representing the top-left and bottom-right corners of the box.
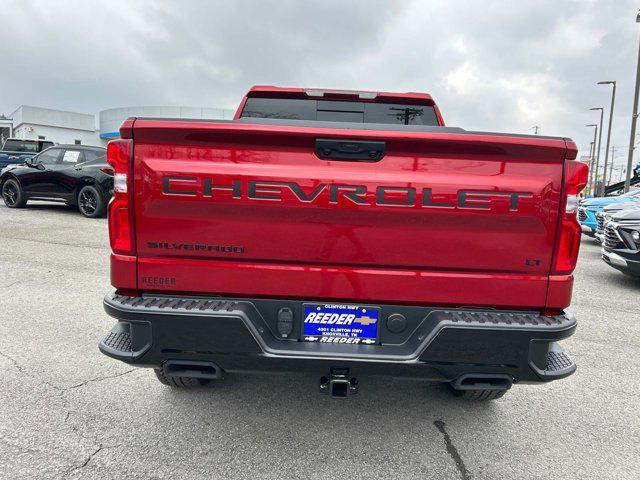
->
(163, 360), (222, 380)
(451, 373), (513, 391)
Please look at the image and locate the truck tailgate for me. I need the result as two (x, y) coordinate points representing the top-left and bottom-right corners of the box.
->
(130, 119), (570, 308)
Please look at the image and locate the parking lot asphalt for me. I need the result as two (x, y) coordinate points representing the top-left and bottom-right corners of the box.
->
(0, 202), (639, 480)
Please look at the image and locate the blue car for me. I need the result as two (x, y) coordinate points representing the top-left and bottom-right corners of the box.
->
(578, 189), (640, 236)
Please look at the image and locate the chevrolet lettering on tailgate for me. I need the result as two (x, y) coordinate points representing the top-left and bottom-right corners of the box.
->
(162, 176), (533, 211)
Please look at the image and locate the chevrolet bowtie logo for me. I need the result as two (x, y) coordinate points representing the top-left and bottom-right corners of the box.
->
(354, 316), (376, 326)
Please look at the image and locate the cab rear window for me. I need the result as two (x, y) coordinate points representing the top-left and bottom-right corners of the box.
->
(240, 98), (439, 126)
(2, 139), (54, 152)
(3, 139), (38, 152)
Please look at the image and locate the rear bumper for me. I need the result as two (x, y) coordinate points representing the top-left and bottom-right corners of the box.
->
(100, 290), (577, 384)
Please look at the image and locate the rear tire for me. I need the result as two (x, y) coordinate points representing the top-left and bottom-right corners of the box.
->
(153, 368), (213, 388)
(448, 385), (508, 400)
(2, 179), (27, 208)
(77, 185), (106, 218)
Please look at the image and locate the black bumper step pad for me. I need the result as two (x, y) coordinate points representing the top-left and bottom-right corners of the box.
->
(99, 320), (151, 359)
(102, 330), (132, 353)
(545, 350), (574, 372)
(529, 345), (576, 380)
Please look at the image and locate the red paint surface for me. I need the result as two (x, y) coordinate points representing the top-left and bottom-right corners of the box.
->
(110, 253), (136, 289)
(109, 89), (581, 310)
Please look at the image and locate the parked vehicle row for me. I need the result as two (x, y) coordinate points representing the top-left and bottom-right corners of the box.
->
(0, 144), (112, 218)
(578, 188), (640, 236)
(578, 190), (640, 277)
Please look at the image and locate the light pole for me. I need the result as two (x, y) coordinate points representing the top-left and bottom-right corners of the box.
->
(598, 80), (617, 195)
(589, 107), (604, 191)
(587, 124), (598, 194)
(625, 11), (640, 193)
(588, 141), (595, 192)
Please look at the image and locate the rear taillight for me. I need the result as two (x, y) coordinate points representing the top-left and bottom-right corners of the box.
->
(551, 160), (589, 274)
(107, 139), (135, 255)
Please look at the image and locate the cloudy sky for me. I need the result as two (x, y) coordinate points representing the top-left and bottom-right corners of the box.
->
(2, 0), (640, 172)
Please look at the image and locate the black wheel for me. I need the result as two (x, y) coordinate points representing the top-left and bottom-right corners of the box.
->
(448, 385), (508, 401)
(77, 185), (106, 218)
(2, 179), (27, 208)
(153, 369), (213, 388)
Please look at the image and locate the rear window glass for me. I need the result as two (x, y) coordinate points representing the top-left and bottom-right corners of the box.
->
(82, 150), (107, 163)
(2, 139), (54, 152)
(3, 139), (38, 152)
(84, 150), (107, 165)
(241, 98), (439, 126)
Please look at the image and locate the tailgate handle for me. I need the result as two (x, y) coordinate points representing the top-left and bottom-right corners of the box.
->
(315, 138), (385, 162)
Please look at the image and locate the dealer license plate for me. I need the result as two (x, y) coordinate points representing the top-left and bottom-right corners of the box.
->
(302, 303), (379, 345)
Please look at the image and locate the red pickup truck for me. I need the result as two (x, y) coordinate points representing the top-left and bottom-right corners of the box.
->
(99, 86), (587, 400)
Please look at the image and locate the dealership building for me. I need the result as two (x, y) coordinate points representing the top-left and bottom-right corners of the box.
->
(1, 105), (236, 147)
